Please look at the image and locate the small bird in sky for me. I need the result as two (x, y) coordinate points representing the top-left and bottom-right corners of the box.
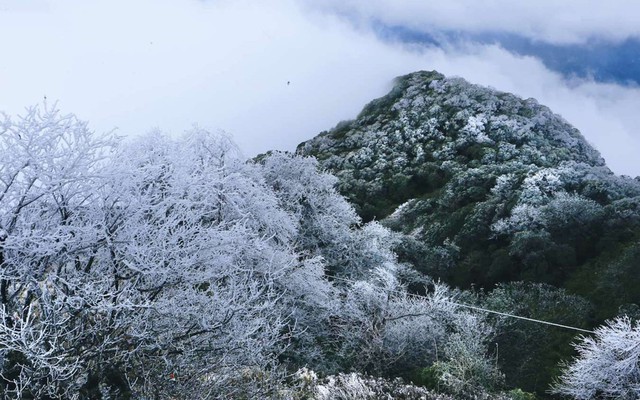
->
(287, 81), (290, 86)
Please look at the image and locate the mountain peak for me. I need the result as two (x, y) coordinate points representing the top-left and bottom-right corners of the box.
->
(300, 70), (604, 167)
(298, 70), (607, 221)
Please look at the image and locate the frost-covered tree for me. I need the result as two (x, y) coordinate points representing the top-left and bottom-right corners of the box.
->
(434, 311), (504, 398)
(553, 316), (640, 399)
(0, 108), (304, 398)
(104, 130), (299, 397)
(258, 151), (361, 276)
(328, 266), (503, 397)
(0, 105), (121, 397)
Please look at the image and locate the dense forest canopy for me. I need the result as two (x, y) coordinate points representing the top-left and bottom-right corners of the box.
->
(1, 70), (640, 399)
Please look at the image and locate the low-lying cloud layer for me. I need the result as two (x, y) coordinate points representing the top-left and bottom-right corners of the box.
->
(1, 0), (638, 176)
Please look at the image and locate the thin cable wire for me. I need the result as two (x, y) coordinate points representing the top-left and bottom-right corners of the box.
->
(329, 275), (595, 334)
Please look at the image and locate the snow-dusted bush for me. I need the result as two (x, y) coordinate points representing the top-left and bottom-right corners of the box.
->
(553, 316), (640, 399)
(291, 369), (523, 400)
(299, 370), (454, 400)
(434, 312), (504, 397)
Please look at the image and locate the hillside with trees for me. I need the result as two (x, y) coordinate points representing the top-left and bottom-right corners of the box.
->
(299, 71), (640, 396)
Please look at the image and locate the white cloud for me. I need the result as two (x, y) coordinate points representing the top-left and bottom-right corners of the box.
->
(0, 0), (427, 155)
(307, 0), (640, 44)
(0, 0), (638, 176)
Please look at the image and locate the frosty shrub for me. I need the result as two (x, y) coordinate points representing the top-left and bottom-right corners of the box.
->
(553, 316), (640, 399)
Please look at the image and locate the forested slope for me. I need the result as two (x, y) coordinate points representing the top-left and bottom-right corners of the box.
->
(299, 71), (640, 394)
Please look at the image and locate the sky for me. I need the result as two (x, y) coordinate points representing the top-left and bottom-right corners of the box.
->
(1, 0), (639, 177)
